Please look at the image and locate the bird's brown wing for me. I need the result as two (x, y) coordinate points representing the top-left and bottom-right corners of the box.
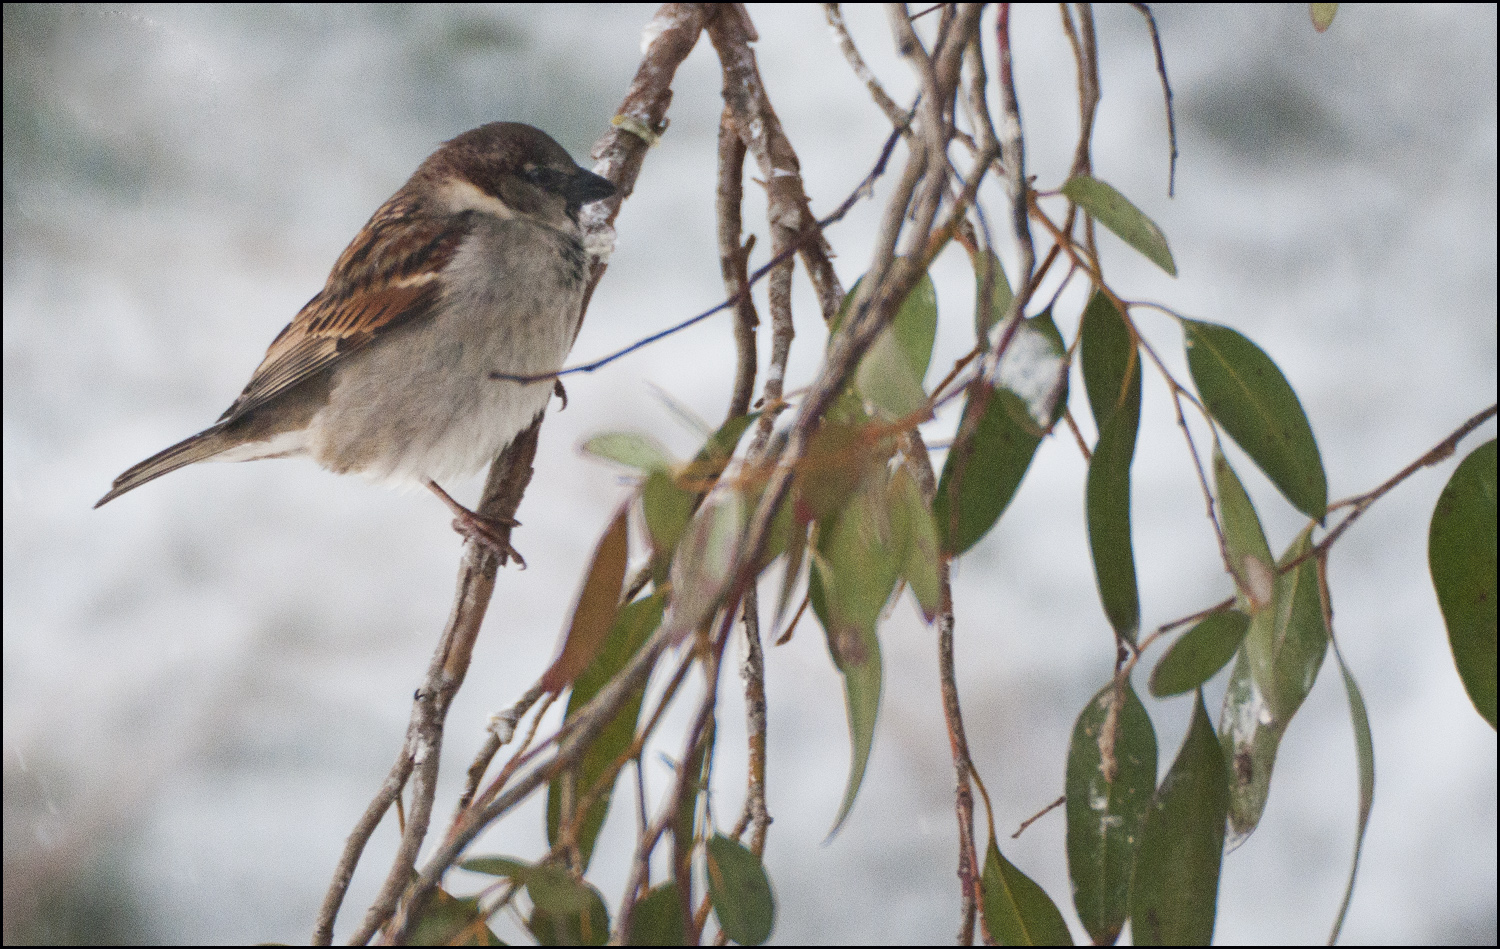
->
(218, 193), (469, 423)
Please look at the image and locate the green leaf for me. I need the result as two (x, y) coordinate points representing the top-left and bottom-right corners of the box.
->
(1061, 175), (1177, 276)
(1079, 291), (1137, 435)
(644, 469), (696, 582)
(1219, 525), (1329, 845)
(1217, 651), (1282, 850)
(842, 270), (938, 420)
(1185, 319), (1328, 520)
(547, 595), (666, 869)
(973, 250), (1015, 338)
(706, 834), (776, 945)
(1085, 344), (1142, 643)
(890, 270), (938, 383)
(771, 515), (810, 635)
(1065, 681), (1157, 946)
(582, 432), (675, 472)
(934, 388), (1039, 555)
(835, 270), (938, 381)
(1311, 3), (1339, 31)
(644, 413), (758, 585)
(409, 887), (502, 946)
(690, 412), (757, 480)
(856, 325), (930, 420)
(991, 310), (1070, 430)
(461, 855), (531, 879)
(1150, 610), (1251, 697)
(981, 837), (1074, 946)
(888, 463), (942, 619)
(1428, 439), (1498, 728)
(528, 869), (609, 945)
(1247, 525), (1328, 725)
(809, 472), (895, 837)
(1130, 689), (1228, 946)
(934, 312), (1067, 556)
(813, 471), (901, 640)
(663, 489), (743, 640)
(1213, 447), (1276, 613)
(628, 883), (686, 946)
(1328, 637), (1375, 944)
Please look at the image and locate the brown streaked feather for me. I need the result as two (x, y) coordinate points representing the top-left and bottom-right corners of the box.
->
(216, 193), (468, 424)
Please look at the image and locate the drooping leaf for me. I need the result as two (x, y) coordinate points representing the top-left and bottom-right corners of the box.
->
(934, 313), (1067, 555)
(528, 868), (610, 946)
(1065, 680), (1157, 946)
(888, 463), (942, 619)
(1130, 689), (1228, 946)
(1079, 291), (1137, 435)
(1217, 651), (1281, 851)
(813, 472), (901, 644)
(460, 855), (531, 879)
(547, 594), (665, 869)
(582, 432), (675, 472)
(835, 270), (939, 382)
(540, 506), (629, 694)
(1150, 610), (1251, 697)
(981, 837), (1074, 946)
(892, 271), (939, 382)
(1218, 525), (1329, 845)
(644, 468), (696, 584)
(1428, 439), (1497, 728)
(628, 883), (686, 946)
(934, 386), (1037, 555)
(1086, 343), (1142, 643)
(409, 886), (502, 946)
(771, 513), (810, 635)
(1213, 447), (1275, 613)
(990, 310), (1070, 430)
(706, 834), (776, 946)
(1328, 635), (1375, 944)
(841, 270), (938, 420)
(639, 413), (756, 587)
(662, 488), (743, 642)
(1185, 319), (1328, 521)
(973, 250), (1015, 338)
(809, 472), (896, 837)
(856, 326), (929, 420)
(1061, 175), (1177, 276)
(1246, 524), (1328, 724)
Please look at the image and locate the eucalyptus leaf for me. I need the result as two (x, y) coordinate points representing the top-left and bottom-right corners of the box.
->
(1130, 690), (1228, 946)
(1185, 320), (1328, 520)
(1062, 175), (1177, 276)
(1428, 439), (1498, 728)
(1065, 681), (1157, 945)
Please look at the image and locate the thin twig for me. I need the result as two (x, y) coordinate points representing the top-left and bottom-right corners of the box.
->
(1012, 795), (1066, 839)
(1130, 3), (1178, 197)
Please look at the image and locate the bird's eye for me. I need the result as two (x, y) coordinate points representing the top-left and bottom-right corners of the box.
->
(521, 166), (550, 187)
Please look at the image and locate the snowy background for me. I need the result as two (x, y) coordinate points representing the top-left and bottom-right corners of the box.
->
(4, 4), (1495, 944)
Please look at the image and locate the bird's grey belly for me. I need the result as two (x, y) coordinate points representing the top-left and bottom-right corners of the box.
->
(307, 224), (585, 485)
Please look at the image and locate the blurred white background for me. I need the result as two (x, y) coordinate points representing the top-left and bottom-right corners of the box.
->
(4, 4), (1494, 944)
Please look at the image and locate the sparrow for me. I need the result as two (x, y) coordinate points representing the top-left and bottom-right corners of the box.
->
(96, 122), (616, 562)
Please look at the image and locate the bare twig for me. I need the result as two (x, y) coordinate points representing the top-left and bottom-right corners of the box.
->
(716, 107), (759, 419)
(1130, 3), (1178, 197)
(1012, 795), (1066, 839)
(825, 3), (908, 128)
